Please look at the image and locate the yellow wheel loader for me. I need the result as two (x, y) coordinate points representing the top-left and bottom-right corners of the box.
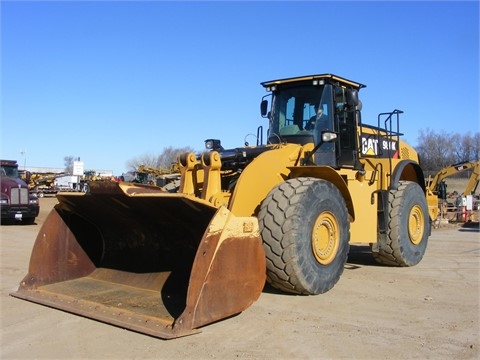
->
(12, 74), (438, 339)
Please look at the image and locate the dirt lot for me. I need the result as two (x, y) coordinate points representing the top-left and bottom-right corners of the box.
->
(1, 197), (479, 359)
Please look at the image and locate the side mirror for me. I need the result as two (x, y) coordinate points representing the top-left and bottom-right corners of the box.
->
(260, 99), (268, 117)
(346, 89), (359, 108)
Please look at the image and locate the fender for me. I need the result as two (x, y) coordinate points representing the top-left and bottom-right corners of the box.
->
(390, 160), (438, 222)
(390, 160), (426, 191)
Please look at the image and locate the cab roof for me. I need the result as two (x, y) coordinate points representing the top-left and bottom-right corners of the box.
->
(261, 74), (366, 90)
(1, 160), (18, 166)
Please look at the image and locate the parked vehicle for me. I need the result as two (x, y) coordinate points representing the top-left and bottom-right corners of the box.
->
(0, 160), (39, 224)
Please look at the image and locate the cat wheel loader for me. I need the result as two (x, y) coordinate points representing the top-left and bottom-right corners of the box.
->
(12, 73), (438, 339)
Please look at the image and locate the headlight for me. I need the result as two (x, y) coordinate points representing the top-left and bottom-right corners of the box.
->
(29, 198), (39, 205)
(0, 199), (8, 205)
(205, 139), (214, 150)
(321, 131), (338, 143)
(204, 139), (223, 151)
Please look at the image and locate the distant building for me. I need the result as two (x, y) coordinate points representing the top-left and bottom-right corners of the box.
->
(24, 166), (113, 176)
(24, 166), (64, 174)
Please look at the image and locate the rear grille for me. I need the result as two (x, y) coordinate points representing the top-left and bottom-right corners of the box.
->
(11, 188), (29, 205)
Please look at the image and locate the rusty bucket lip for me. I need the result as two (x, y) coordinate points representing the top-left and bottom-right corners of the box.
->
(12, 182), (266, 340)
(10, 287), (201, 339)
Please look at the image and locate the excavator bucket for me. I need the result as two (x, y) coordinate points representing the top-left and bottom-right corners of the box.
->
(11, 182), (266, 339)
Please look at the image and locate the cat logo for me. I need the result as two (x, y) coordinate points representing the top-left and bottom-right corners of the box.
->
(361, 135), (398, 158)
(361, 137), (379, 156)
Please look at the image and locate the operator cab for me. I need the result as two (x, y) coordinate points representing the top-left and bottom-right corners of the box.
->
(261, 74), (365, 168)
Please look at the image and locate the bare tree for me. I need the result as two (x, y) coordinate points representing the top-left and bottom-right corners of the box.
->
(126, 146), (195, 172)
(472, 132), (480, 161)
(125, 153), (158, 172)
(453, 133), (475, 163)
(64, 156), (75, 174)
(156, 146), (195, 168)
(416, 129), (456, 174)
(416, 129), (480, 176)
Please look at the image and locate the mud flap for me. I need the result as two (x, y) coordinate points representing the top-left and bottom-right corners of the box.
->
(11, 182), (266, 339)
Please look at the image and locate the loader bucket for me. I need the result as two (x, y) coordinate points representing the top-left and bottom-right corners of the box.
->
(11, 182), (266, 339)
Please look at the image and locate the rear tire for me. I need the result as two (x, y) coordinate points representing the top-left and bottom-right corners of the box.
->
(258, 178), (350, 295)
(373, 181), (429, 266)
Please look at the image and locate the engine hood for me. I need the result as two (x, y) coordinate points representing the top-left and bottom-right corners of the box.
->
(0, 176), (28, 190)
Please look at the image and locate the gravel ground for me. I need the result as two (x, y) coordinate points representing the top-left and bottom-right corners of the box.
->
(1, 197), (479, 359)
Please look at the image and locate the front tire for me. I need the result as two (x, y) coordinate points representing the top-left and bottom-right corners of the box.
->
(258, 178), (350, 295)
(373, 181), (429, 266)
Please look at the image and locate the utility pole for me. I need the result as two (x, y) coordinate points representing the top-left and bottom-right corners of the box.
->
(20, 148), (27, 170)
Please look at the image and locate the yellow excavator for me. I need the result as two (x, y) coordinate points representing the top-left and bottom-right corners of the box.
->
(426, 160), (480, 220)
(12, 73), (437, 339)
(426, 160), (480, 200)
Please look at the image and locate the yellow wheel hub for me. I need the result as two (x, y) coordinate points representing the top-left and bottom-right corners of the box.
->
(311, 212), (339, 265)
(408, 204), (424, 245)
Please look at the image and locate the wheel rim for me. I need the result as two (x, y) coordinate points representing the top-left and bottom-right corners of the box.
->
(408, 204), (424, 245)
(311, 211), (340, 265)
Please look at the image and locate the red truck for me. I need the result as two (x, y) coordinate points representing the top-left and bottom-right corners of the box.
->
(0, 160), (40, 224)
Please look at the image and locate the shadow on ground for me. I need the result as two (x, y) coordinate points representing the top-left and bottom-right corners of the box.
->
(459, 221), (479, 232)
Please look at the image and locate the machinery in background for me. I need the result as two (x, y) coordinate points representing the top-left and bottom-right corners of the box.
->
(426, 160), (480, 222)
(22, 171), (65, 197)
(134, 164), (181, 190)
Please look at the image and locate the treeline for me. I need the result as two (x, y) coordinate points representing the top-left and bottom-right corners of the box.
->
(122, 130), (479, 178)
(415, 129), (480, 176)
(125, 146), (195, 172)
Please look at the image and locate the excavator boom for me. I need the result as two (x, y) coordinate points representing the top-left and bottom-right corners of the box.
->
(464, 161), (480, 196)
(428, 160), (480, 193)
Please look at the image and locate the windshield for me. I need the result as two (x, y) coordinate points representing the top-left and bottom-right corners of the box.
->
(268, 84), (333, 145)
(1, 165), (19, 178)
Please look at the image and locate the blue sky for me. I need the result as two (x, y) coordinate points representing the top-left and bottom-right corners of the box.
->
(1, 1), (478, 175)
